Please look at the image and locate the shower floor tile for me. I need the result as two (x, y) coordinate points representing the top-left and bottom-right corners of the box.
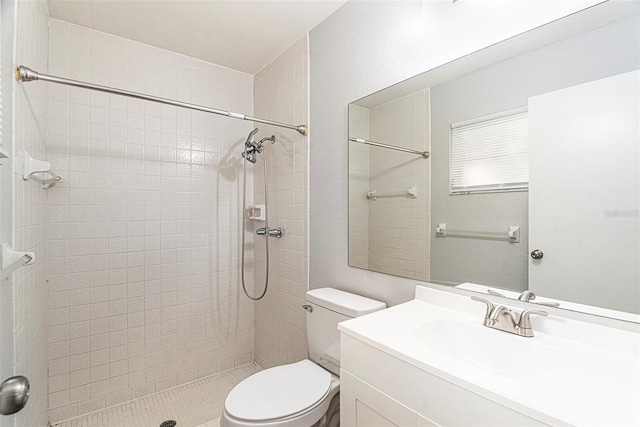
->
(54, 363), (261, 427)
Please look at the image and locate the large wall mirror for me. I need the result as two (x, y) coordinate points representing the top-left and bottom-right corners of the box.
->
(348, 2), (639, 321)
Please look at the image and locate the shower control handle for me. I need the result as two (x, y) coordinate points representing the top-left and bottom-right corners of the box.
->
(256, 227), (284, 238)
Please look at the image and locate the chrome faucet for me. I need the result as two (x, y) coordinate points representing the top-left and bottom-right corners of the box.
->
(471, 296), (548, 337)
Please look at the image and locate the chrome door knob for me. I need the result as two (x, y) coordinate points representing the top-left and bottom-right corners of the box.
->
(530, 249), (544, 259)
(0, 376), (30, 415)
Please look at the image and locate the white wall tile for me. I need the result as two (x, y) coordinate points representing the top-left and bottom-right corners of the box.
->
(46, 19), (255, 423)
(253, 36), (309, 369)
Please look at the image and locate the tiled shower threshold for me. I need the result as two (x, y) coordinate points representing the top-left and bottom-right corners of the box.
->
(53, 363), (262, 427)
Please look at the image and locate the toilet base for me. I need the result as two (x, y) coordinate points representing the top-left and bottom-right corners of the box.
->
(312, 393), (339, 427)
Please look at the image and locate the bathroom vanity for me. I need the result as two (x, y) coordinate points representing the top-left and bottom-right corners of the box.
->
(338, 286), (640, 427)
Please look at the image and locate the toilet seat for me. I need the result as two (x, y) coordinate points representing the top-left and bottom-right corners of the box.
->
(225, 360), (332, 422)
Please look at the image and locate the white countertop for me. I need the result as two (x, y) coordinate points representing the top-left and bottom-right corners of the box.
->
(338, 285), (640, 426)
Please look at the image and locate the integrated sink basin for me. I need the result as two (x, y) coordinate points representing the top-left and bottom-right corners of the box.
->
(338, 285), (640, 426)
(413, 319), (573, 381)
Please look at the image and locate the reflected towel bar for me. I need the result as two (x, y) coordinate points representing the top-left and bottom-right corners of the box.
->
(436, 223), (520, 242)
(367, 186), (418, 201)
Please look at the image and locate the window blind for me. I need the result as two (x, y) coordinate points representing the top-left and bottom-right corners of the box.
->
(450, 109), (528, 194)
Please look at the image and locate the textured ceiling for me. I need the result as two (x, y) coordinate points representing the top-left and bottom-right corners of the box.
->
(47, 0), (346, 74)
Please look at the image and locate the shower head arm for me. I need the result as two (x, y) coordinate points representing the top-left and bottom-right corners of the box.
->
(258, 135), (276, 145)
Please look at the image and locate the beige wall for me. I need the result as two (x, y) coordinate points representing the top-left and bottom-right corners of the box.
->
(252, 35), (309, 369)
(45, 20), (255, 423)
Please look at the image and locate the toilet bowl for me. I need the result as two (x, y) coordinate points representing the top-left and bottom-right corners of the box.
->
(221, 288), (386, 427)
(221, 360), (339, 427)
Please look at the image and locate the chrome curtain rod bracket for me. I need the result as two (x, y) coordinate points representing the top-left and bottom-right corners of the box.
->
(15, 66), (309, 137)
(349, 137), (429, 158)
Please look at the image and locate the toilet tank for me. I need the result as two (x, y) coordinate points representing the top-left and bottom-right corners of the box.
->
(305, 288), (385, 375)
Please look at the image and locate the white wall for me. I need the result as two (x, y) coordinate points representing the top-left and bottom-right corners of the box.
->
(309, 0), (604, 306)
(0, 3), (17, 427)
(45, 20), (255, 423)
(252, 35), (310, 369)
(8, 0), (50, 426)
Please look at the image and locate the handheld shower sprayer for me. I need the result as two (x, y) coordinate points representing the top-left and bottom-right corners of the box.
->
(242, 128), (260, 163)
(240, 128), (278, 301)
(245, 128), (259, 146)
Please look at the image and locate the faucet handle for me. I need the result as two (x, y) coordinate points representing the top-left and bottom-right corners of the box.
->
(519, 290), (560, 308)
(518, 290), (536, 302)
(518, 309), (548, 329)
(471, 296), (495, 319)
(532, 301), (560, 308)
(487, 289), (506, 298)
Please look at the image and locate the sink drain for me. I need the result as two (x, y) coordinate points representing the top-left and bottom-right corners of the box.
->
(160, 421), (177, 427)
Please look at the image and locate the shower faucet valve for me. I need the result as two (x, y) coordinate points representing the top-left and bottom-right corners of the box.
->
(256, 227), (284, 238)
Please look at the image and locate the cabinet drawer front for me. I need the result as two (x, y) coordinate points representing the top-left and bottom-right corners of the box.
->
(355, 377), (416, 427)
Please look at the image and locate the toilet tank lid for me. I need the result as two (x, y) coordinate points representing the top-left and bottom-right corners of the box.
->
(306, 288), (386, 317)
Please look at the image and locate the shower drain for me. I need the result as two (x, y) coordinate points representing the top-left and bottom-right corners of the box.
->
(160, 421), (177, 427)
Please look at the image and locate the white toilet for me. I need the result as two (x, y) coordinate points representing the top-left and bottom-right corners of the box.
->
(221, 288), (386, 427)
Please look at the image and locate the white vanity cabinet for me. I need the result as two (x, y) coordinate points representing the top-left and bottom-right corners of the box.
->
(339, 334), (547, 427)
(341, 367), (439, 427)
(338, 285), (640, 427)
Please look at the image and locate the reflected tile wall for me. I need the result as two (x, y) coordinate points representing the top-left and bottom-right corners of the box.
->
(368, 89), (430, 280)
(348, 105), (371, 269)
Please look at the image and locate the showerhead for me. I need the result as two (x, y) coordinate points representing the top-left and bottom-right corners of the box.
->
(242, 151), (257, 163)
(245, 128), (259, 146)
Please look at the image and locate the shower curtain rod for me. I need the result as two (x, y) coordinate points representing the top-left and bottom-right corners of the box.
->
(349, 137), (429, 158)
(15, 65), (308, 136)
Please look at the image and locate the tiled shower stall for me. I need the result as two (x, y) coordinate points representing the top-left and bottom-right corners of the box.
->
(9, 4), (308, 425)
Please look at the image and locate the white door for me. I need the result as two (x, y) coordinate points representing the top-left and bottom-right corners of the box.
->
(528, 70), (639, 313)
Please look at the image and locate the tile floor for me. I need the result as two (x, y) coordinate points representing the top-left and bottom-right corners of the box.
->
(53, 364), (261, 427)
